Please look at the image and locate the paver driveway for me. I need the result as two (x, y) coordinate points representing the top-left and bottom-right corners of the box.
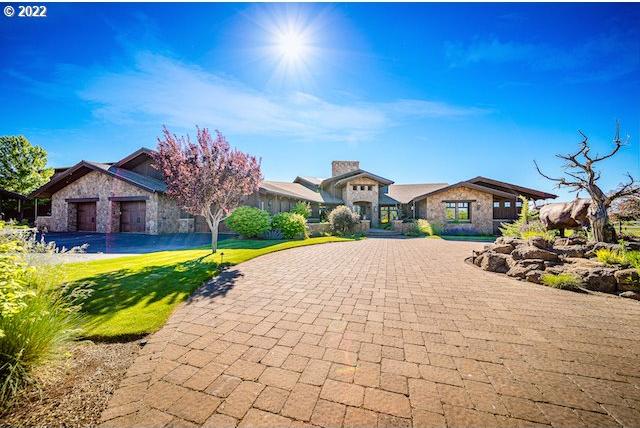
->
(100, 238), (640, 428)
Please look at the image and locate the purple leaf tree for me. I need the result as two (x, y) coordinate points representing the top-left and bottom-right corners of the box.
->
(153, 126), (262, 252)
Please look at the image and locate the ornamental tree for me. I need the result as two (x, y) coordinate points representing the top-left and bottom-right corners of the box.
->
(535, 123), (639, 242)
(153, 126), (262, 252)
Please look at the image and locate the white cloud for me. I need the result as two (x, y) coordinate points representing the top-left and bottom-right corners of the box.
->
(73, 53), (488, 143)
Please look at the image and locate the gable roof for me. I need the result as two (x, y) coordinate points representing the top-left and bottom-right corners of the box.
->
(114, 147), (155, 169)
(412, 181), (519, 202)
(320, 168), (394, 187)
(0, 188), (28, 200)
(31, 160), (166, 198)
(467, 176), (557, 200)
(384, 183), (449, 204)
(293, 176), (324, 189)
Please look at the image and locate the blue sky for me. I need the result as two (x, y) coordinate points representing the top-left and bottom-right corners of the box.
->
(1, 3), (639, 200)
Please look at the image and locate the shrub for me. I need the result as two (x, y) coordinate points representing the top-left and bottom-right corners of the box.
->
(541, 273), (582, 291)
(261, 229), (284, 240)
(271, 212), (308, 239)
(596, 248), (627, 266)
(416, 219), (442, 236)
(500, 196), (538, 238)
(403, 222), (422, 237)
(290, 202), (311, 219)
(0, 226), (86, 406)
(225, 206), (271, 238)
(328, 205), (360, 235)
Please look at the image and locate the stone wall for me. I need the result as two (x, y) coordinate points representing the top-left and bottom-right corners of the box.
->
(158, 195), (180, 234)
(341, 177), (380, 226)
(43, 171), (167, 234)
(418, 185), (493, 235)
(307, 222), (331, 237)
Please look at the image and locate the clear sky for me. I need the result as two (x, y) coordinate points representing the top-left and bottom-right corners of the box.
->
(1, 3), (639, 200)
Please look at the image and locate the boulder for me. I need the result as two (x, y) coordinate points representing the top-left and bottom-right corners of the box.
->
(525, 270), (544, 284)
(473, 252), (485, 267)
(506, 261), (544, 279)
(553, 244), (591, 259)
(567, 266), (618, 293)
(512, 245), (560, 262)
(528, 236), (553, 250)
(495, 236), (525, 246)
(491, 243), (515, 254)
(480, 252), (511, 273)
(614, 269), (640, 292)
(555, 236), (587, 246)
(619, 291), (640, 301)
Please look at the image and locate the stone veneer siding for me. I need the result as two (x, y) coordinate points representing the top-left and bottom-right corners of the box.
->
(331, 161), (360, 177)
(341, 177), (380, 226)
(418, 186), (493, 235)
(45, 171), (168, 234)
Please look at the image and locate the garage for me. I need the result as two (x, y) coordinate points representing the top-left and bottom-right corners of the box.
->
(120, 201), (146, 233)
(76, 202), (96, 232)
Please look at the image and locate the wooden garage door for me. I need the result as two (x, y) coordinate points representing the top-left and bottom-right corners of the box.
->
(120, 201), (146, 233)
(77, 202), (96, 232)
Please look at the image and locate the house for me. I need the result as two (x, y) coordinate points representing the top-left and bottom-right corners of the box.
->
(31, 148), (557, 235)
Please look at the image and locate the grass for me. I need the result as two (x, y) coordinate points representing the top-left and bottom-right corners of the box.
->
(541, 273), (582, 291)
(62, 236), (351, 340)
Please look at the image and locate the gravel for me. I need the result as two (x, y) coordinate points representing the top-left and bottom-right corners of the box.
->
(0, 340), (142, 427)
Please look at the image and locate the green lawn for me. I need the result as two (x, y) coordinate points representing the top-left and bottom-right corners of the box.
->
(62, 236), (351, 340)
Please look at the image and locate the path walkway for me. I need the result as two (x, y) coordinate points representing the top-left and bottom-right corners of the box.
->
(100, 238), (640, 427)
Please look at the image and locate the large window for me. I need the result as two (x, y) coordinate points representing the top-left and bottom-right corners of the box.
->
(444, 201), (471, 222)
(380, 206), (399, 223)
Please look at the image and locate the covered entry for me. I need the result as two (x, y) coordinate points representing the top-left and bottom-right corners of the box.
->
(120, 201), (146, 233)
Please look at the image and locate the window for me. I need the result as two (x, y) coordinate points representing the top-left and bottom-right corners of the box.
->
(380, 206), (399, 223)
(493, 201), (500, 208)
(504, 201), (511, 208)
(444, 201), (471, 222)
(353, 185), (357, 191)
(367, 185), (373, 191)
(515, 200), (523, 208)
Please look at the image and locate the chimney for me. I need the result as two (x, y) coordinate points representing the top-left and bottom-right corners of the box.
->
(332, 161), (360, 177)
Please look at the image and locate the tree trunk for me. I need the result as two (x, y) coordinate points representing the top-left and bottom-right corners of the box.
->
(204, 207), (223, 253)
(589, 203), (610, 243)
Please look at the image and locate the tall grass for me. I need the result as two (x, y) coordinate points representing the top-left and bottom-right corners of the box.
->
(0, 227), (85, 407)
(541, 273), (582, 291)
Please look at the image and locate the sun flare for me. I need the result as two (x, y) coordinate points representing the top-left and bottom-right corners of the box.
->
(275, 28), (308, 62)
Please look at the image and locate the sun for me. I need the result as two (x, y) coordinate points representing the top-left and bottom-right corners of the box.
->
(273, 25), (311, 66)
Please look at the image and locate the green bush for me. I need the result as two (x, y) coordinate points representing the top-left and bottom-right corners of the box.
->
(500, 196), (539, 238)
(541, 273), (582, 291)
(225, 206), (271, 239)
(0, 226), (86, 406)
(416, 219), (442, 236)
(271, 212), (308, 239)
(328, 205), (360, 235)
(596, 248), (627, 266)
(403, 222), (423, 237)
(290, 202), (311, 219)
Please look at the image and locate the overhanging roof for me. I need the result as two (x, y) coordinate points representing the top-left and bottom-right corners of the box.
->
(385, 183), (449, 204)
(411, 181), (518, 202)
(467, 176), (557, 200)
(30, 160), (166, 198)
(260, 181), (342, 204)
(320, 169), (394, 187)
(0, 188), (28, 200)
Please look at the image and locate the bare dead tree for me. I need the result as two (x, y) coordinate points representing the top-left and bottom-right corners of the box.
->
(534, 123), (639, 242)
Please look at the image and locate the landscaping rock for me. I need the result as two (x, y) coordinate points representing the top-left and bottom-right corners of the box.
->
(525, 270), (544, 284)
(491, 243), (515, 254)
(614, 269), (640, 292)
(619, 291), (640, 301)
(554, 244), (591, 259)
(528, 236), (553, 250)
(567, 266), (618, 293)
(495, 236), (525, 246)
(480, 252), (510, 273)
(512, 245), (560, 262)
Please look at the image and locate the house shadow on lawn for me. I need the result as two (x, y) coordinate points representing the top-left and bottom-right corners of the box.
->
(74, 254), (242, 342)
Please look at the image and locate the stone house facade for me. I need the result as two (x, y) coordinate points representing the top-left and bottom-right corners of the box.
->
(32, 147), (556, 235)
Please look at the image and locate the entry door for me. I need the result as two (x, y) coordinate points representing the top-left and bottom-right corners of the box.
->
(77, 202), (96, 232)
(120, 201), (146, 233)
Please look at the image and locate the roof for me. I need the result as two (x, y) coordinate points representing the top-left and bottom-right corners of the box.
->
(295, 176), (323, 186)
(467, 176), (557, 200)
(260, 181), (343, 204)
(31, 160), (166, 198)
(328, 171), (395, 187)
(0, 188), (28, 200)
(384, 183), (449, 204)
(411, 181), (529, 202)
(114, 147), (155, 169)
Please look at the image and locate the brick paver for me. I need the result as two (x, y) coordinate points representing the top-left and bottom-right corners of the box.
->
(100, 238), (640, 427)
